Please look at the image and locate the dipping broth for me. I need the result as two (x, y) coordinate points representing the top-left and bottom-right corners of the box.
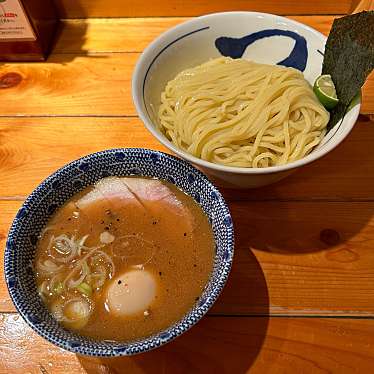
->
(35, 177), (214, 342)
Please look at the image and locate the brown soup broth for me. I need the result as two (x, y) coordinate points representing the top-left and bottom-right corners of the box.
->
(35, 177), (214, 342)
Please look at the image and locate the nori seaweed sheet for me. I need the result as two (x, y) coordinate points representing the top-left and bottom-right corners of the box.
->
(322, 11), (374, 130)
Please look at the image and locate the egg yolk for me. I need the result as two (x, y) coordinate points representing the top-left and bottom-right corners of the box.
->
(105, 270), (157, 316)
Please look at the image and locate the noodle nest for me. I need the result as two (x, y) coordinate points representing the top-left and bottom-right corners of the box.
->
(158, 57), (329, 168)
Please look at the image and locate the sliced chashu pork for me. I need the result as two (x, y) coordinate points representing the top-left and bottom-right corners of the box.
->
(76, 177), (141, 210)
(76, 176), (193, 234)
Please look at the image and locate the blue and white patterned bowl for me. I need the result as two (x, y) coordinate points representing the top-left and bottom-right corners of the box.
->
(132, 12), (360, 188)
(4, 148), (234, 356)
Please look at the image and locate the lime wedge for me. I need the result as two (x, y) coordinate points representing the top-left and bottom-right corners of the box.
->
(313, 74), (339, 110)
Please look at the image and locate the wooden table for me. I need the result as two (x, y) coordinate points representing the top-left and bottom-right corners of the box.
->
(1, 1), (374, 373)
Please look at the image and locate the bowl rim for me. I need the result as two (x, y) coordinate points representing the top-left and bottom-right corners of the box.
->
(4, 148), (234, 356)
(132, 11), (360, 175)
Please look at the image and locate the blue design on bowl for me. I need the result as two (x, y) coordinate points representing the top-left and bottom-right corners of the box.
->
(223, 216), (233, 227)
(4, 148), (234, 357)
(223, 249), (232, 261)
(187, 173), (196, 184)
(210, 191), (219, 201)
(166, 175), (176, 184)
(73, 179), (83, 189)
(69, 340), (82, 349)
(130, 168), (141, 175)
(47, 204), (58, 215)
(52, 180), (61, 190)
(192, 192), (201, 204)
(215, 29), (308, 71)
(29, 234), (38, 246)
(101, 170), (112, 178)
(150, 152), (161, 164)
(159, 332), (171, 341)
(142, 26), (210, 110)
(113, 345), (128, 353)
(7, 276), (16, 289)
(29, 314), (42, 324)
(16, 207), (28, 219)
(6, 238), (15, 251)
(79, 162), (90, 172)
(114, 152), (126, 161)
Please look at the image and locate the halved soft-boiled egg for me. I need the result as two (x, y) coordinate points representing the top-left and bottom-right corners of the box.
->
(106, 270), (157, 316)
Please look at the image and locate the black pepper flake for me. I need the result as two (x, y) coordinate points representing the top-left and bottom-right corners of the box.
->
(101, 220), (105, 225)
(166, 289), (169, 293)
(68, 218), (71, 221)
(195, 297), (199, 301)
(118, 280), (122, 285)
(152, 221), (157, 225)
(116, 218), (120, 222)
(105, 226), (110, 231)
(159, 271), (162, 276)
(183, 233), (187, 237)
(193, 264), (197, 267)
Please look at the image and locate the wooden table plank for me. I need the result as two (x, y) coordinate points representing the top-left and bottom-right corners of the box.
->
(220, 201), (374, 316)
(54, 0), (351, 18)
(1, 313), (373, 373)
(0, 18), (373, 116)
(2, 198), (374, 316)
(1, 117), (374, 201)
(0, 54), (372, 117)
(0, 54), (135, 117)
(53, 16), (337, 54)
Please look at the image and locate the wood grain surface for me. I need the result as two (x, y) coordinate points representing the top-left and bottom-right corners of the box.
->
(0, 18), (373, 117)
(351, 0), (374, 12)
(1, 314), (374, 374)
(52, 16), (336, 53)
(54, 0), (352, 18)
(1, 117), (374, 201)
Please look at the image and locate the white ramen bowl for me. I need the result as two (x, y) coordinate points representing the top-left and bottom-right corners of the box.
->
(132, 12), (360, 188)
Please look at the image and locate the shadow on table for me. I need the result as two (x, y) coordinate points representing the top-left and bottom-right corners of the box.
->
(219, 117), (374, 254)
(47, 1), (95, 62)
(77, 250), (269, 373)
(229, 198), (374, 255)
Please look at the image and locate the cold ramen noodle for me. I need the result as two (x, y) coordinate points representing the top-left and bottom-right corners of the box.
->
(35, 177), (214, 342)
(158, 57), (329, 168)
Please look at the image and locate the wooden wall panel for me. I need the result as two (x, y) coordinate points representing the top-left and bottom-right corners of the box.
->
(54, 0), (352, 18)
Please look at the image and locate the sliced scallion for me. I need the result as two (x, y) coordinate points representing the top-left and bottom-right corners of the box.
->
(53, 282), (64, 295)
(76, 282), (92, 297)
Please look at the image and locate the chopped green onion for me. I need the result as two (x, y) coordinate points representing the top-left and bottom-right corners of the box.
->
(76, 282), (92, 297)
(53, 282), (64, 295)
(82, 261), (90, 275)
